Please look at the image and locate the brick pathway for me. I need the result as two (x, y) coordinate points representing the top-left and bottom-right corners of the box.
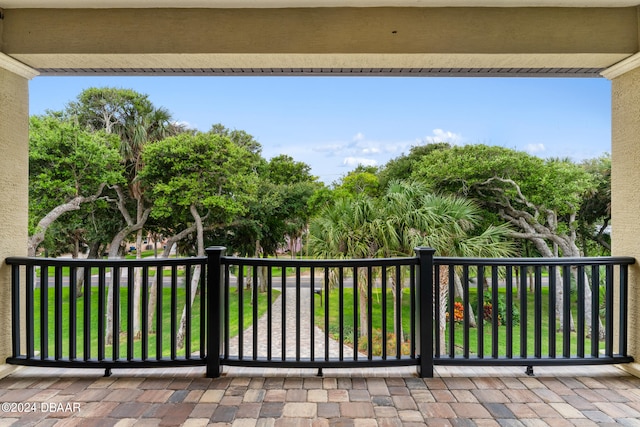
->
(227, 287), (360, 361)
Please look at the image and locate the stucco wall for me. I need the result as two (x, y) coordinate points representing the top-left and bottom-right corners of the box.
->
(0, 68), (29, 365)
(611, 66), (640, 371)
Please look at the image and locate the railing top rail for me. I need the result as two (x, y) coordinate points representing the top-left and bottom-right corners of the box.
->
(220, 255), (419, 268)
(434, 256), (636, 267)
(6, 255), (635, 268)
(4, 256), (207, 268)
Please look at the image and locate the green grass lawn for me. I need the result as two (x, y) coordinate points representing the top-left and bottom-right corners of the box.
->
(31, 285), (279, 360)
(314, 286), (606, 358)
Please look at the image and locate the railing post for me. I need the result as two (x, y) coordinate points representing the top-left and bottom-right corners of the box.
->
(415, 247), (435, 378)
(206, 246), (226, 378)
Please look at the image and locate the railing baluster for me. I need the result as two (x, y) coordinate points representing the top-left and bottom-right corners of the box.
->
(69, 267), (77, 361)
(351, 266), (356, 361)
(127, 266), (134, 361)
(170, 265), (177, 360)
(505, 265), (513, 359)
(336, 266), (343, 361)
(296, 266), (301, 362)
(519, 266), (527, 358)
(83, 266), (91, 361)
(141, 266), (149, 361)
(619, 264), (629, 357)
(113, 267), (120, 361)
(409, 264), (416, 358)
(433, 263), (441, 358)
(55, 265), (62, 361)
(253, 265), (259, 361)
(281, 266), (286, 361)
(381, 266), (388, 360)
(36, 265), (45, 360)
(324, 267), (330, 361)
(577, 265), (585, 358)
(605, 264), (614, 357)
(491, 265), (499, 359)
(534, 266), (542, 359)
(11, 265), (20, 359)
(591, 265), (600, 358)
(201, 261), (208, 359)
(309, 267), (315, 362)
(238, 264), (244, 360)
(223, 263), (230, 360)
(448, 265), (455, 358)
(562, 265), (571, 359)
(476, 266), (484, 359)
(353, 266), (358, 361)
(367, 265), (373, 361)
(25, 266), (35, 359)
(462, 265), (470, 359)
(155, 266), (162, 360)
(548, 265), (557, 358)
(395, 266), (402, 360)
(267, 266), (272, 361)
(98, 267), (106, 362)
(185, 262), (192, 359)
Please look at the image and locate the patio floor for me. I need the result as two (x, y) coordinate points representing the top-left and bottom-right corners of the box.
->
(0, 364), (639, 426)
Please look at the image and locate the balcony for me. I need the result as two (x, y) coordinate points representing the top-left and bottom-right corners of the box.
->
(5, 247), (634, 379)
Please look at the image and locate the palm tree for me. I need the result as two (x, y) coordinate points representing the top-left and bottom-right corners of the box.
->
(308, 197), (380, 337)
(308, 181), (515, 353)
(380, 182), (515, 353)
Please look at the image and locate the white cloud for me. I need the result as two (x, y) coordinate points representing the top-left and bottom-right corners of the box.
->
(352, 132), (366, 142)
(423, 129), (464, 145)
(526, 143), (546, 153)
(342, 157), (378, 168)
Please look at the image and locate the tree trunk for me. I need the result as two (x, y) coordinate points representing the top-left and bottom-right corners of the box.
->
(132, 228), (144, 339)
(147, 224), (197, 333)
(28, 184), (106, 256)
(105, 185), (150, 346)
(176, 205), (205, 349)
(453, 272), (477, 328)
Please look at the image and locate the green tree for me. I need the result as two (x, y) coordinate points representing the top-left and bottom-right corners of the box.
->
(577, 155), (611, 256)
(140, 131), (260, 348)
(413, 144), (600, 336)
(28, 115), (123, 257)
(378, 142), (451, 188)
(307, 181), (514, 345)
(333, 166), (381, 198)
(67, 87), (181, 344)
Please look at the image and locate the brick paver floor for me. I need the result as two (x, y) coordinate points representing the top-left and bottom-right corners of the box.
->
(0, 364), (639, 426)
(2, 289), (640, 425)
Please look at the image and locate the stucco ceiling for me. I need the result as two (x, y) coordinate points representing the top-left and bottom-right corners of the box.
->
(2, 0), (640, 7)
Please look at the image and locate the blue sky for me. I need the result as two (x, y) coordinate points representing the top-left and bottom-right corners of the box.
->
(29, 76), (612, 184)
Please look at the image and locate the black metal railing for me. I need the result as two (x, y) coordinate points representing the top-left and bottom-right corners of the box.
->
(206, 247), (434, 377)
(433, 256), (635, 374)
(6, 256), (208, 375)
(5, 248), (635, 378)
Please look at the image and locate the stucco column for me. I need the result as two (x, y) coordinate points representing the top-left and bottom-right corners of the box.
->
(603, 55), (640, 375)
(0, 54), (38, 375)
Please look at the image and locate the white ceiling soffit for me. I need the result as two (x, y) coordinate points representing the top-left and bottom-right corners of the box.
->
(2, 0), (640, 8)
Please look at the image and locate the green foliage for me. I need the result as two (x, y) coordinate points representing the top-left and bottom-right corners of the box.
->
(413, 144), (594, 216)
(475, 291), (521, 326)
(379, 142), (451, 188)
(140, 132), (259, 223)
(308, 181), (514, 260)
(333, 167), (381, 198)
(28, 115), (124, 235)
